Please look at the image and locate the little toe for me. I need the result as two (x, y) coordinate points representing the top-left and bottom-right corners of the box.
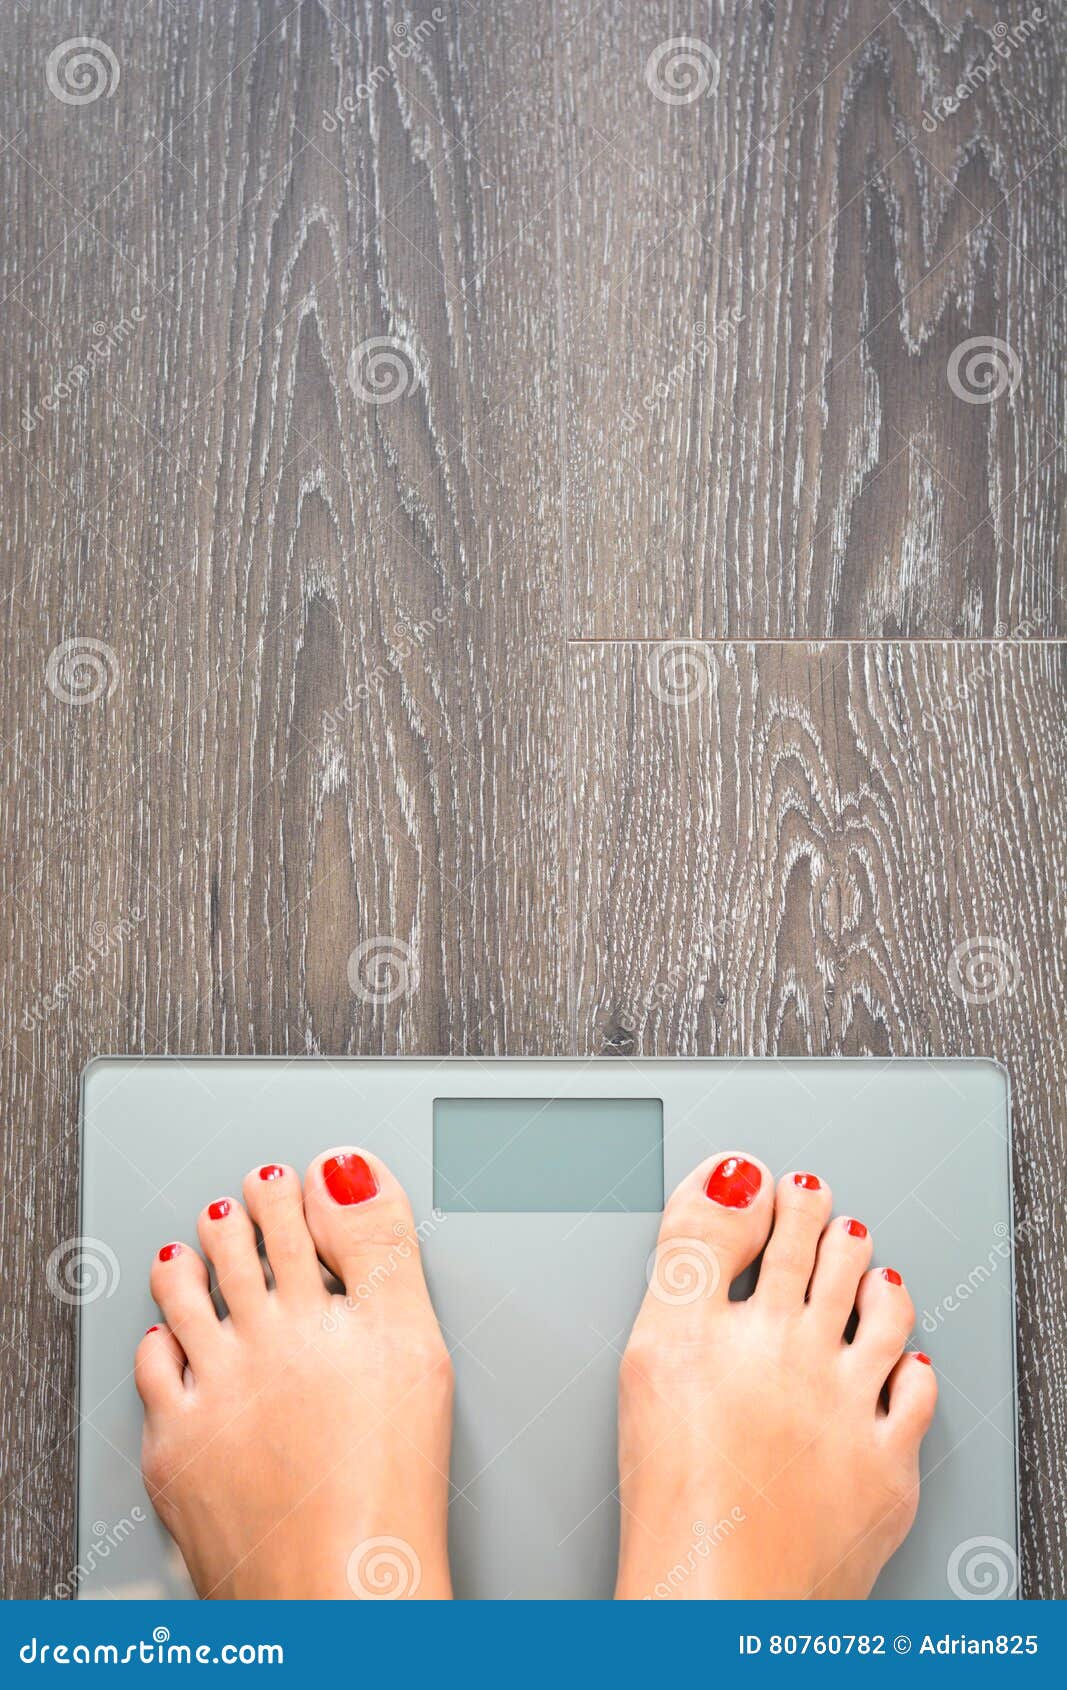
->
(756, 1171), (833, 1308)
(850, 1267), (915, 1388)
(149, 1242), (221, 1367)
(646, 1151), (775, 1308)
(241, 1164), (324, 1301)
(884, 1349), (938, 1442)
(807, 1213), (873, 1337)
(134, 1322), (187, 1411)
(197, 1197), (267, 1320)
(303, 1148), (431, 1312)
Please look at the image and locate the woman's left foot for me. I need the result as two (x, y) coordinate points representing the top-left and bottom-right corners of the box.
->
(615, 1153), (937, 1599)
(136, 1149), (453, 1599)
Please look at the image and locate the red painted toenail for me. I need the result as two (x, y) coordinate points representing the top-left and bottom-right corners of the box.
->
(843, 1218), (868, 1239)
(914, 1351), (932, 1365)
(793, 1172), (821, 1190)
(145, 1325), (160, 1334)
(258, 1164), (285, 1181)
(882, 1267), (902, 1285)
(705, 1156), (762, 1209)
(322, 1152), (379, 1206)
(207, 1199), (231, 1220)
(157, 1243), (182, 1262)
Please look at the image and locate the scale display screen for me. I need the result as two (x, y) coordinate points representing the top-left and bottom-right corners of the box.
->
(432, 1096), (664, 1212)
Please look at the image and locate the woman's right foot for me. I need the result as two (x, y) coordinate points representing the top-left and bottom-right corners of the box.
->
(136, 1149), (453, 1600)
(615, 1154), (937, 1600)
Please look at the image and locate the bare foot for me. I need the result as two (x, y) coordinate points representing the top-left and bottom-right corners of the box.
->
(615, 1153), (937, 1599)
(136, 1149), (453, 1599)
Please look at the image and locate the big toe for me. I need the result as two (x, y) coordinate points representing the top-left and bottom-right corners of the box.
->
(645, 1151), (774, 1309)
(303, 1147), (431, 1314)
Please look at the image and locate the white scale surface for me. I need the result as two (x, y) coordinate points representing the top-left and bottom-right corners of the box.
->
(77, 1057), (1018, 1599)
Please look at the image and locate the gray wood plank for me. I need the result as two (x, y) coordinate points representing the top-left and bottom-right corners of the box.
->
(571, 637), (1067, 1596)
(559, 0), (1067, 636)
(0, 0), (563, 1598)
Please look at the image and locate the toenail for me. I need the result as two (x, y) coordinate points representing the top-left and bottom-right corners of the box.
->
(914, 1351), (933, 1365)
(882, 1267), (902, 1285)
(843, 1218), (868, 1239)
(258, 1164), (285, 1181)
(705, 1156), (762, 1209)
(145, 1325), (160, 1335)
(322, 1152), (379, 1206)
(793, 1172), (821, 1190)
(157, 1243), (182, 1262)
(207, 1199), (231, 1220)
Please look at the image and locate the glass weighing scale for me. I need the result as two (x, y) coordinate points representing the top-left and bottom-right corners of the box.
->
(76, 1057), (1018, 1599)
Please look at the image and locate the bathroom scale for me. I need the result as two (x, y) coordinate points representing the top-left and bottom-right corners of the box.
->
(76, 1056), (1018, 1600)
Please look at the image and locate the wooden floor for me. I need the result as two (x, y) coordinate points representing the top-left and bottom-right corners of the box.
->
(1, 0), (1064, 1598)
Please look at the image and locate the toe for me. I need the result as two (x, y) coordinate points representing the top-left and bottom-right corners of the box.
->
(850, 1267), (915, 1388)
(149, 1242), (221, 1366)
(134, 1322), (187, 1410)
(806, 1213), (873, 1337)
(884, 1349), (938, 1442)
(197, 1197), (268, 1320)
(756, 1171), (833, 1308)
(647, 1151), (775, 1307)
(303, 1147), (430, 1311)
(241, 1164), (324, 1301)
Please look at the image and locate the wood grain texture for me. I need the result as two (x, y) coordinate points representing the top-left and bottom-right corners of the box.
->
(0, 0), (563, 1598)
(571, 639), (1067, 1595)
(0, 0), (1064, 1604)
(559, 0), (1067, 636)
